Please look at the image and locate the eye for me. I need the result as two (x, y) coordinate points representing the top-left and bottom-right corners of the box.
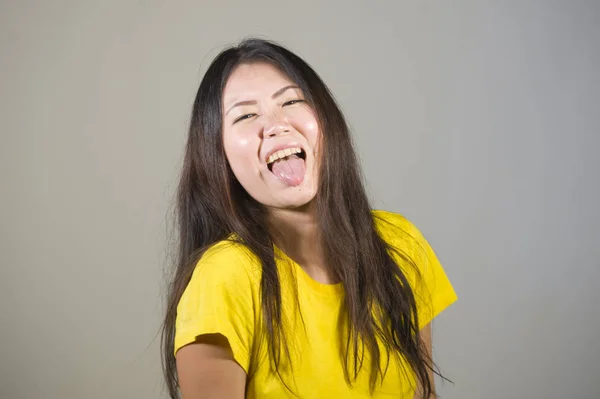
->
(283, 99), (305, 107)
(233, 113), (256, 124)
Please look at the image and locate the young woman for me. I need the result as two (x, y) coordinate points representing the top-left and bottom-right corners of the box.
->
(161, 38), (457, 399)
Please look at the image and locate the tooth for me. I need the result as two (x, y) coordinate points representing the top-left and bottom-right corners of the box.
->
(269, 148), (304, 164)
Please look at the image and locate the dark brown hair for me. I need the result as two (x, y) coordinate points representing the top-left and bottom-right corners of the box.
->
(161, 38), (442, 398)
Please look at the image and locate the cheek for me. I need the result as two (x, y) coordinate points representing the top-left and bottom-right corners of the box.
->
(304, 119), (320, 144)
(304, 119), (321, 162)
(291, 110), (320, 146)
(227, 135), (252, 155)
(223, 133), (259, 176)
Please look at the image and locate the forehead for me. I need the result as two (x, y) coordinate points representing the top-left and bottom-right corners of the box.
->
(223, 63), (296, 105)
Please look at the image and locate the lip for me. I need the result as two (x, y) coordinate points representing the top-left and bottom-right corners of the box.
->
(264, 142), (306, 164)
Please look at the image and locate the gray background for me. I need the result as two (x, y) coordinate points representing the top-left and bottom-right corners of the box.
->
(2, 1), (599, 398)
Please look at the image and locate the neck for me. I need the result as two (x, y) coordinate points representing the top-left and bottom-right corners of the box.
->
(267, 204), (336, 284)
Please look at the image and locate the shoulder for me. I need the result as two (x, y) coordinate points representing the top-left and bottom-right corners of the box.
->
(177, 239), (262, 323)
(372, 209), (414, 231)
(371, 209), (438, 283)
(372, 210), (457, 328)
(371, 209), (427, 251)
(175, 238), (261, 364)
(188, 238), (262, 290)
(200, 238), (261, 273)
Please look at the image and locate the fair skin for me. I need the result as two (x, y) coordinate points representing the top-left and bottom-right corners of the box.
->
(219, 62), (329, 282)
(222, 62), (321, 211)
(176, 62), (435, 398)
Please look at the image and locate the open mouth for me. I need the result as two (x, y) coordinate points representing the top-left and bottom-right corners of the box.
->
(267, 147), (306, 171)
(266, 147), (307, 186)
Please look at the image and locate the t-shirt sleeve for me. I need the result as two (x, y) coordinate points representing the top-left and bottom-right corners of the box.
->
(174, 245), (255, 373)
(376, 211), (457, 330)
(407, 224), (457, 329)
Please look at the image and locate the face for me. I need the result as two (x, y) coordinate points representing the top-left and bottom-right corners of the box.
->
(222, 62), (320, 210)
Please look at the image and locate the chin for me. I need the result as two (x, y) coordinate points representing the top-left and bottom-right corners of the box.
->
(261, 182), (318, 210)
(278, 194), (315, 209)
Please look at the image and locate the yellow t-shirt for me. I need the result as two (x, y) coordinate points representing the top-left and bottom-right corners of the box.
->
(175, 210), (457, 398)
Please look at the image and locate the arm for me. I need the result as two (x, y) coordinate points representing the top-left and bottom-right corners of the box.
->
(413, 323), (436, 399)
(175, 246), (257, 398)
(176, 334), (247, 399)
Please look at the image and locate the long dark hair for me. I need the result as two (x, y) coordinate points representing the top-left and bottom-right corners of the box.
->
(162, 38), (441, 398)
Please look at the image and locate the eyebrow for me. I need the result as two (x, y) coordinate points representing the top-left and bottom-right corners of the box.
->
(225, 85), (300, 115)
(271, 84), (299, 99)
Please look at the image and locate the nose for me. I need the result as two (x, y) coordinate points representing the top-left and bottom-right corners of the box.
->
(263, 112), (290, 138)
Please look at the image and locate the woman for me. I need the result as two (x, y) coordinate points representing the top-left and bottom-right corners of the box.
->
(162, 38), (457, 399)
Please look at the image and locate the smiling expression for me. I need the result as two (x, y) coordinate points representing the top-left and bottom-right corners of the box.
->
(221, 62), (321, 210)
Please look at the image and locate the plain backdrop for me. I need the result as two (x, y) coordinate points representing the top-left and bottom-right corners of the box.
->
(1, 1), (599, 398)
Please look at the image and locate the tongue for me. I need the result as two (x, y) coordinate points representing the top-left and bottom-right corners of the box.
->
(271, 154), (306, 186)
